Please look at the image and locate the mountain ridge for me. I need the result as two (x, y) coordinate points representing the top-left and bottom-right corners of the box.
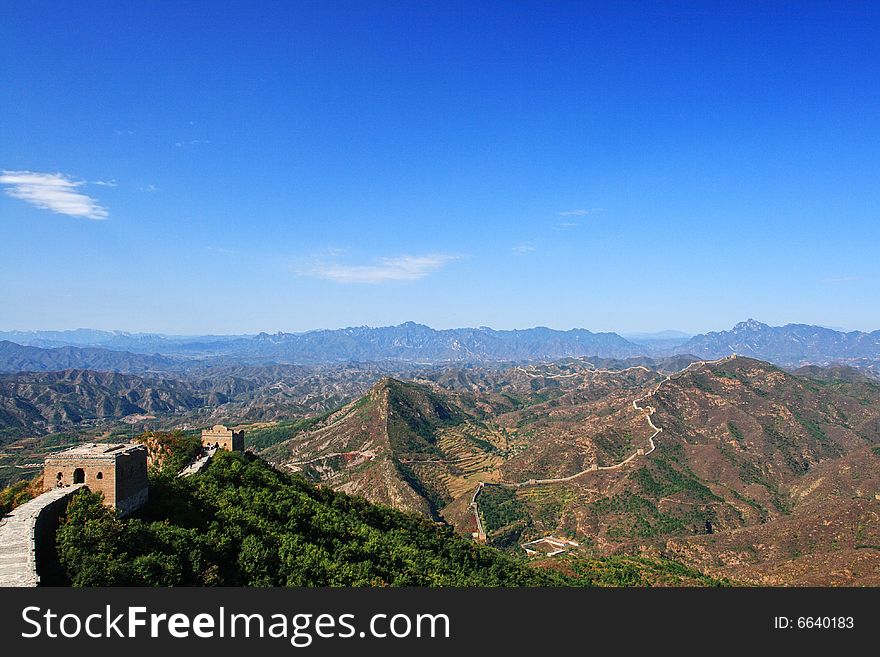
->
(676, 319), (880, 364)
(3, 320), (880, 373)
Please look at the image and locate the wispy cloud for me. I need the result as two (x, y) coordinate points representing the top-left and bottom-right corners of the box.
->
(206, 245), (237, 255)
(558, 207), (605, 217)
(90, 179), (117, 187)
(304, 253), (458, 284)
(0, 170), (108, 219)
(140, 184), (159, 193)
(821, 276), (860, 284)
(512, 242), (536, 254)
(175, 139), (209, 148)
(556, 221), (579, 228)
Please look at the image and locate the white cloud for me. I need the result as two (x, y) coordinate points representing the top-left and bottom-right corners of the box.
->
(558, 207), (605, 217)
(821, 276), (859, 284)
(556, 222), (579, 228)
(206, 245), (237, 255)
(0, 170), (108, 219)
(305, 253), (458, 284)
(175, 139), (209, 148)
(512, 242), (536, 254)
(140, 184), (159, 192)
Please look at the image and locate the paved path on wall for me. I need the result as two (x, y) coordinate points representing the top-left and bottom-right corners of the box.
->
(287, 450), (376, 467)
(178, 446), (218, 478)
(469, 482), (486, 539)
(0, 484), (85, 587)
(514, 364), (652, 379)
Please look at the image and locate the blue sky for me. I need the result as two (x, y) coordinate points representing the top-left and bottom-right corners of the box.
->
(1, 1), (877, 334)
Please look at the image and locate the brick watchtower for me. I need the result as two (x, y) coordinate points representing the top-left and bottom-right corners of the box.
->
(201, 424), (244, 452)
(43, 443), (148, 516)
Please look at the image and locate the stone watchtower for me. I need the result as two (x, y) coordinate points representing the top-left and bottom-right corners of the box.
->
(201, 424), (244, 452)
(43, 443), (149, 516)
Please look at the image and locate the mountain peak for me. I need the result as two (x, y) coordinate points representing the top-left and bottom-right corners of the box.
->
(732, 319), (768, 332)
(370, 376), (400, 393)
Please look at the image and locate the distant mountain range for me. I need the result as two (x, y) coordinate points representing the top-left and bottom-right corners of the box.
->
(0, 340), (180, 373)
(0, 369), (208, 441)
(0, 339), (317, 377)
(674, 319), (880, 364)
(0, 323), (645, 368)
(0, 329), (251, 354)
(1, 319), (880, 372)
(0, 361), (446, 442)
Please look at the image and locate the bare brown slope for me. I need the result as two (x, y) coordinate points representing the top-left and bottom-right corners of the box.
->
(263, 378), (472, 517)
(662, 447), (880, 585)
(467, 357), (880, 585)
(646, 357), (880, 520)
(593, 357), (880, 584)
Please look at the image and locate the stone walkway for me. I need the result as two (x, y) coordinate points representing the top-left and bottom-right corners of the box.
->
(178, 446), (217, 477)
(0, 484), (84, 587)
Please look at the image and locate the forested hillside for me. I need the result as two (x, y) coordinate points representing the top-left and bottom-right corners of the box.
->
(54, 450), (723, 587)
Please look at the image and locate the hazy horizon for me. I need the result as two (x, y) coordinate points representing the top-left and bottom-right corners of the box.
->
(0, 318), (874, 339)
